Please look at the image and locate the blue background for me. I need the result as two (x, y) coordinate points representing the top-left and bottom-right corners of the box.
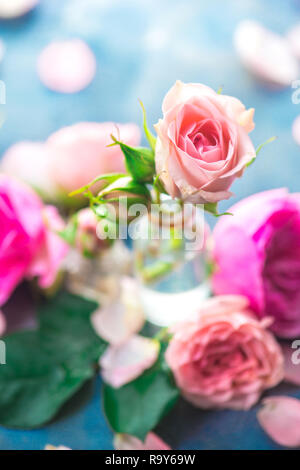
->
(0, 0), (300, 450)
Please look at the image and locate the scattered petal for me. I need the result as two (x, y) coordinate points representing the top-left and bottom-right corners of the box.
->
(91, 277), (145, 345)
(292, 115), (300, 147)
(37, 39), (96, 94)
(0, 0), (39, 19)
(114, 432), (171, 450)
(100, 335), (160, 388)
(287, 23), (300, 60)
(257, 396), (300, 447)
(282, 343), (300, 386)
(234, 20), (298, 88)
(45, 445), (71, 451)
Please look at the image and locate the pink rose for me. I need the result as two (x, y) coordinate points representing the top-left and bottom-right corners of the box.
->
(212, 188), (300, 338)
(1, 122), (141, 203)
(165, 296), (283, 410)
(154, 81), (255, 204)
(47, 122), (141, 194)
(0, 175), (68, 306)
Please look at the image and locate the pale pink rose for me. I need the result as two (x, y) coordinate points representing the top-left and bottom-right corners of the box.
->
(47, 122), (141, 194)
(257, 396), (300, 448)
(154, 81), (255, 204)
(1, 123), (141, 204)
(0, 175), (67, 306)
(100, 335), (159, 388)
(212, 189), (300, 338)
(165, 296), (284, 410)
(114, 432), (171, 451)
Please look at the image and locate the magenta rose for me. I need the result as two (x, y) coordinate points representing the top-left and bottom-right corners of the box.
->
(0, 175), (68, 306)
(154, 81), (256, 204)
(212, 188), (300, 338)
(165, 296), (283, 410)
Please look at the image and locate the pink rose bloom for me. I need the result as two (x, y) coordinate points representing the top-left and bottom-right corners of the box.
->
(0, 175), (68, 306)
(165, 296), (283, 410)
(154, 80), (255, 204)
(1, 122), (141, 204)
(212, 188), (300, 338)
(47, 122), (141, 194)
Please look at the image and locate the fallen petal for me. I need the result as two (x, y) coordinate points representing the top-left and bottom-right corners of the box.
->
(100, 335), (160, 388)
(37, 39), (96, 94)
(114, 432), (171, 450)
(234, 20), (298, 88)
(282, 343), (300, 386)
(257, 396), (300, 447)
(45, 445), (71, 450)
(292, 115), (300, 147)
(91, 277), (145, 345)
(287, 23), (300, 60)
(0, 0), (39, 18)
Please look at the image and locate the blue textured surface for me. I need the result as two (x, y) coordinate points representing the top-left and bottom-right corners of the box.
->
(0, 0), (300, 450)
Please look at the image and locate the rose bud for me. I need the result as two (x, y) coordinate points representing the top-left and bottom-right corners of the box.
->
(212, 189), (300, 338)
(165, 296), (284, 410)
(96, 176), (151, 222)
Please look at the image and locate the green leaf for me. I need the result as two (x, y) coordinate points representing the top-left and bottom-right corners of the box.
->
(58, 215), (78, 246)
(98, 176), (151, 202)
(102, 347), (179, 440)
(204, 202), (233, 217)
(69, 173), (126, 197)
(139, 99), (157, 153)
(0, 292), (107, 429)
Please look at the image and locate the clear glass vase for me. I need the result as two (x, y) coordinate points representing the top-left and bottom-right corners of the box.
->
(133, 199), (210, 326)
(64, 240), (132, 305)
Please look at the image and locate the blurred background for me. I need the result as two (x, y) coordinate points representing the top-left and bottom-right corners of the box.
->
(0, 0), (300, 214)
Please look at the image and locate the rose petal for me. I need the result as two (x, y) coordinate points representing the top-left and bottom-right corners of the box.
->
(91, 277), (145, 345)
(234, 20), (298, 88)
(282, 343), (300, 386)
(37, 40), (96, 94)
(287, 23), (300, 60)
(100, 335), (160, 388)
(114, 432), (171, 451)
(45, 445), (71, 451)
(0, 0), (39, 18)
(292, 115), (300, 147)
(257, 396), (300, 447)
